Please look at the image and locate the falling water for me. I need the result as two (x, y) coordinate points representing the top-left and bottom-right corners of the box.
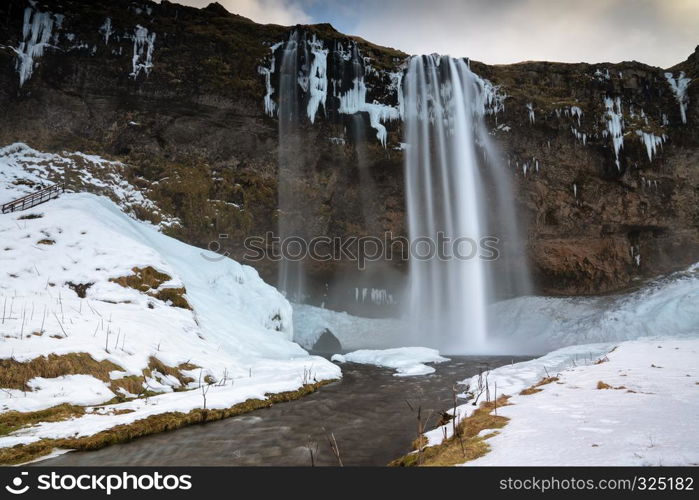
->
(403, 55), (529, 353)
(277, 31), (307, 301)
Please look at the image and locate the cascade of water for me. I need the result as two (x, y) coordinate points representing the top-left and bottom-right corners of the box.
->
(403, 55), (530, 354)
(277, 32), (306, 301)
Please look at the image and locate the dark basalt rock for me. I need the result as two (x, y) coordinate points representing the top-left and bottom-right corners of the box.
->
(312, 329), (342, 354)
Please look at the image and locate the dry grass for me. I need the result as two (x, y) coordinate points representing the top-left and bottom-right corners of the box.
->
(0, 404), (85, 437)
(597, 380), (613, 389)
(110, 266), (191, 309)
(0, 353), (198, 400)
(0, 353), (122, 391)
(0, 380), (334, 465)
(519, 376), (559, 396)
(389, 396), (511, 467)
(37, 239), (55, 245)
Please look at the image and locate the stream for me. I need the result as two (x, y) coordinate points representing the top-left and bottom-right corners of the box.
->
(37, 356), (530, 466)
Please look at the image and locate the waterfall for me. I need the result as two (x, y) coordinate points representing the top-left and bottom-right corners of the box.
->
(403, 54), (530, 354)
(277, 31), (306, 301)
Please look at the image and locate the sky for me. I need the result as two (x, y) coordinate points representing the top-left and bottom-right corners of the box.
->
(167, 0), (699, 68)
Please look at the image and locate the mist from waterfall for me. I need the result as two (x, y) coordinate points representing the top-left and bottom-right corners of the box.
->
(403, 54), (530, 354)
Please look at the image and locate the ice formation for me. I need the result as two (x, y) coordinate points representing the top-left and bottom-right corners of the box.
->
(664, 71), (691, 124)
(306, 36), (328, 124)
(258, 42), (282, 116)
(337, 78), (400, 146)
(354, 287), (396, 305)
(603, 96), (624, 170)
(526, 102), (535, 124)
(635, 130), (665, 162)
(99, 18), (114, 45)
(130, 25), (156, 78)
(13, 7), (57, 87)
(570, 106), (583, 125)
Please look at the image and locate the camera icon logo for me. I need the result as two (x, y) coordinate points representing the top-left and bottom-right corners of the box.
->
(5, 471), (29, 495)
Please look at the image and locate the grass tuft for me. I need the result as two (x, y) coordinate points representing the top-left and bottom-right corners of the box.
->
(389, 396), (510, 467)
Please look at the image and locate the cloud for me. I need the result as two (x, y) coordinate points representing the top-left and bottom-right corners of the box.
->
(344, 0), (698, 67)
(163, 0), (312, 25)
(158, 0), (697, 67)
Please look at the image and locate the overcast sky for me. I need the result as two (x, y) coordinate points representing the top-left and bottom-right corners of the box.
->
(168, 0), (699, 68)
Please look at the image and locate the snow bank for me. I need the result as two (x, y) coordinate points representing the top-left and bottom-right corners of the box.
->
(463, 338), (699, 466)
(0, 145), (340, 445)
(332, 347), (448, 377)
(487, 263), (699, 354)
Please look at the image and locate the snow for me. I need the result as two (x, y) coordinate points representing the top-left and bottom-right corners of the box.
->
(0, 143), (178, 229)
(664, 71), (691, 124)
(337, 78), (401, 147)
(130, 25), (155, 79)
(306, 35), (328, 124)
(0, 146), (340, 449)
(331, 347), (448, 377)
(603, 96), (624, 170)
(484, 263), (699, 354)
(462, 338), (699, 466)
(2, 376), (116, 413)
(12, 7), (56, 87)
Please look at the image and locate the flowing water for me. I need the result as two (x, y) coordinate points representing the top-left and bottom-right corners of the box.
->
(403, 55), (530, 353)
(277, 31), (307, 301)
(35, 356), (529, 466)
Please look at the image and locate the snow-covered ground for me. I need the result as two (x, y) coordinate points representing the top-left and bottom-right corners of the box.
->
(332, 347), (448, 376)
(0, 145), (340, 451)
(463, 338), (699, 466)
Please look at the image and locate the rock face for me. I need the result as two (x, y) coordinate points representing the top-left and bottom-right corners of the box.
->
(1, 0), (697, 308)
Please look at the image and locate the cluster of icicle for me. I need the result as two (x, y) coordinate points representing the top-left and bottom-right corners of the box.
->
(13, 6), (60, 87)
(664, 71), (691, 124)
(130, 25), (156, 78)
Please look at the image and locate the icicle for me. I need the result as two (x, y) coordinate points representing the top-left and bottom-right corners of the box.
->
(573, 183), (578, 198)
(526, 102), (535, 124)
(570, 106), (583, 126)
(130, 25), (156, 79)
(258, 42), (282, 116)
(604, 96), (624, 170)
(13, 7), (56, 87)
(100, 18), (114, 45)
(635, 130), (665, 162)
(664, 71), (691, 124)
(337, 77), (400, 147)
(306, 35), (328, 123)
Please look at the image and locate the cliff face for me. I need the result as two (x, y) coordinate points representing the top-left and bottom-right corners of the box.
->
(1, 0), (697, 308)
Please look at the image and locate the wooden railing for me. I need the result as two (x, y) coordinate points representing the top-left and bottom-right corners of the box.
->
(1, 183), (65, 214)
